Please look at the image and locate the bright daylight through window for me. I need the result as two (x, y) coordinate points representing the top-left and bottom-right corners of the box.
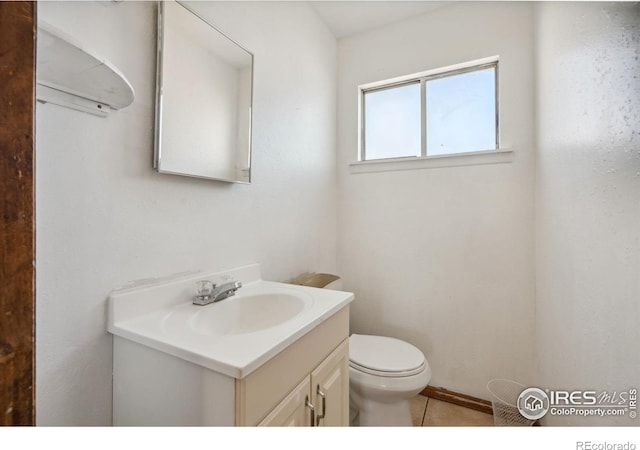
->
(361, 60), (498, 161)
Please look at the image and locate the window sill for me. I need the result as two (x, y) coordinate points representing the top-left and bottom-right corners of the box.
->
(349, 148), (513, 174)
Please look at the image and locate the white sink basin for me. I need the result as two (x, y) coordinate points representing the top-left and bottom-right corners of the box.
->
(108, 264), (354, 378)
(163, 290), (313, 336)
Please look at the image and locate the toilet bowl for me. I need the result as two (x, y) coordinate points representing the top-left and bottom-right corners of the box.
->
(349, 333), (431, 426)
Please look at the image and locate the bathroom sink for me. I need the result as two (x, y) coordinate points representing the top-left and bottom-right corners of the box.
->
(108, 264), (354, 378)
(163, 291), (312, 337)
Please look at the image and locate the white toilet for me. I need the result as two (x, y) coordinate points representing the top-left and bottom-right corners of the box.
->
(349, 333), (432, 426)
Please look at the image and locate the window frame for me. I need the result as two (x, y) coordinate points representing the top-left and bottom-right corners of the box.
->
(358, 56), (500, 162)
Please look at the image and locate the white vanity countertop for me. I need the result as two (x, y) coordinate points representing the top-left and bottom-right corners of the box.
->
(107, 264), (354, 379)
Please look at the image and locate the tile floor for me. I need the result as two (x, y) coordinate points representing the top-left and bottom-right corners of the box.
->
(409, 394), (495, 426)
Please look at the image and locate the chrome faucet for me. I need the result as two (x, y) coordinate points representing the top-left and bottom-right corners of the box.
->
(193, 280), (242, 306)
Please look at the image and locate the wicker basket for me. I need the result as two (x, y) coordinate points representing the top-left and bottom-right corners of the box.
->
(486, 379), (535, 426)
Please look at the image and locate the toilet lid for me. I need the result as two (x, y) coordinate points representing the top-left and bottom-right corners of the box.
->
(349, 334), (426, 377)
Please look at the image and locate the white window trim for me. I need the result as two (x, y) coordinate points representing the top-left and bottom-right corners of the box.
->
(357, 55), (503, 168)
(349, 148), (513, 174)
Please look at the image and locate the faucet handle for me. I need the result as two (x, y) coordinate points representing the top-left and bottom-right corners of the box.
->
(196, 280), (213, 298)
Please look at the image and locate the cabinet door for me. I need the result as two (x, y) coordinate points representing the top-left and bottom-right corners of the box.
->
(311, 339), (349, 426)
(258, 376), (312, 427)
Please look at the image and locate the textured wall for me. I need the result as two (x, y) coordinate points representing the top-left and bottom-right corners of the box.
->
(337, 2), (536, 400)
(36, 1), (336, 425)
(535, 2), (640, 425)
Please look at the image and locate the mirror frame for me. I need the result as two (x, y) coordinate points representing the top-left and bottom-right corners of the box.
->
(153, 0), (254, 184)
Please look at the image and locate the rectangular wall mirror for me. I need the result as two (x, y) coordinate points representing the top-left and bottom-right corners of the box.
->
(154, 0), (253, 183)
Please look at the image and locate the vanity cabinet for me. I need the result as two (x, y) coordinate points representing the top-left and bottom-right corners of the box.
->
(258, 376), (312, 426)
(110, 264), (354, 426)
(112, 305), (350, 426)
(309, 339), (350, 427)
(258, 339), (349, 427)
(235, 306), (349, 426)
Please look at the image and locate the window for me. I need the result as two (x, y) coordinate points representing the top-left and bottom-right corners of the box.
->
(360, 59), (498, 161)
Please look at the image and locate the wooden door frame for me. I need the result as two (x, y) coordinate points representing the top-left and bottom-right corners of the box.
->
(0, 1), (36, 426)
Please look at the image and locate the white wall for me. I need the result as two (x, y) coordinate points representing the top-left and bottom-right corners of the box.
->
(36, 1), (336, 425)
(535, 2), (640, 426)
(337, 2), (536, 400)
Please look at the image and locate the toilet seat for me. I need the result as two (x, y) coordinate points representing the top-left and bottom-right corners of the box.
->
(349, 334), (426, 378)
